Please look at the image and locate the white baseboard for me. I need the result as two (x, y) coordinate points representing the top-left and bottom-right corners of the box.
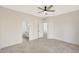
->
(0, 40), (22, 49)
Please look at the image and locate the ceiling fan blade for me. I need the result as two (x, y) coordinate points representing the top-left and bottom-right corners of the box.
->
(38, 11), (44, 13)
(47, 5), (53, 9)
(47, 10), (55, 12)
(38, 7), (44, 10)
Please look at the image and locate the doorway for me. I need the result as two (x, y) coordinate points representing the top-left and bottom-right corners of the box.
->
(22, 21), (29, 41)
(43, 22), (48, 39)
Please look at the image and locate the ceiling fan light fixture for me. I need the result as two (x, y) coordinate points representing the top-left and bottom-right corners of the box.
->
(44, 11), (47, 15)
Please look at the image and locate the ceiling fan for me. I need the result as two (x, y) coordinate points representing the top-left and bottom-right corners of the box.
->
(38, 5), (55, 15)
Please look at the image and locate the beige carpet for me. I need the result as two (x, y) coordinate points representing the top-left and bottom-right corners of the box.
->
(0, 38), (79, 53)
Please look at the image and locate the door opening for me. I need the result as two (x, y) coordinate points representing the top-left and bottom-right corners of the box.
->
(22, 21), (29, 41)
(43, 22), (48, 39)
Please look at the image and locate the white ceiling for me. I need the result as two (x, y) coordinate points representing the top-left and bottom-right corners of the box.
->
(1, 5), (79, 17)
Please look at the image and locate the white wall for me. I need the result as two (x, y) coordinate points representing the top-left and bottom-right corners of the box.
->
(29, 17), (41, 40)
(0, 7), (23, 48)
(0, 7), (41, 48)
(48, 10), (79, 45)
